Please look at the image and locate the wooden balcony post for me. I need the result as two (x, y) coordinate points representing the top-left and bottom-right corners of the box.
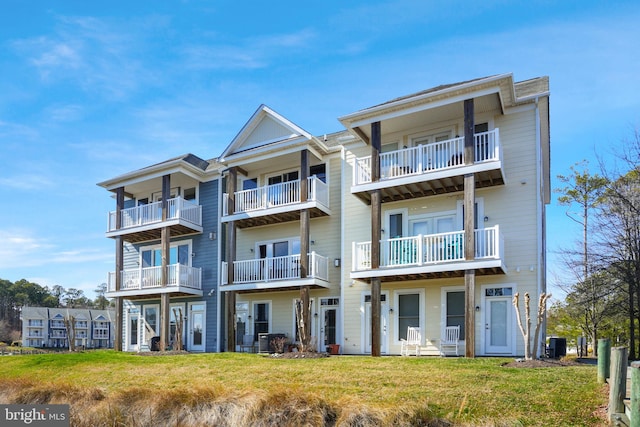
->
(464, 99), (476, 358)
(159, 174), (171, 351)
(299, 150), (311, 349)
(114, 187), (125, 351)
(371, 121), (382, 357)
(226, 168), (238, 352)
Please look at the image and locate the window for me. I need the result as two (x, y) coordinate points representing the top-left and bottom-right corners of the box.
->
(485, 287), (512, 297)
(243, 178), (257, 190)
(268, 171), (298, 185)
(398, 294), (420, 340)
(253, 303), (270, 341)
(446, 291), (465, 340)
(389, 213), (403, 238)
(310, 164), (326, 183)
(141, 243), (190, 267)
(183, 187), (196, 201)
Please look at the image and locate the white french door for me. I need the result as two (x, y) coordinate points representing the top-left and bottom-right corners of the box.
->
(485, 296), (512, 354)
(188, 302), (206, 352)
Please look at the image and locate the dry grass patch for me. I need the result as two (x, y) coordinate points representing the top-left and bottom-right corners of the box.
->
(0, 351), (606, 426)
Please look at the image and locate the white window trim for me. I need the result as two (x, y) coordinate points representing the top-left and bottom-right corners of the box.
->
(456, 197), (484, 230)
(408, 125), (456, 147)
(254, 237), (300, 258)
(480, 283), (518, 356)
(140, 240), (193, 267)
(251, 300), (272, 336)
(393, 289), (425, 345)
(384, 208), (408, 238)
(408, 210), (458, 235)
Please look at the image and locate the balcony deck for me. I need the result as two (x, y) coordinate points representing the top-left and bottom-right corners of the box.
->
(106, 264), (203, 298)
(105, 197), (203, 243)
(222, 176), (330, 228)
(352, 130), (504, 204)
(351, 226), (506, 282)
(221, 252), (331, 292)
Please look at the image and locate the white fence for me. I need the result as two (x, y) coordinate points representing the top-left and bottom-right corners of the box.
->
(353, 129), (500, 185)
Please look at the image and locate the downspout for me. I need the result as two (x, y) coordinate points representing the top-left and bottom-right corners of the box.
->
(534, 96), (544, 357)
(216, 174), (223, 353)
(340, 145), (346, 354)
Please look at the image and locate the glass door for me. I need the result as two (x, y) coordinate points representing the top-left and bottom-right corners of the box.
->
(485, 297), (512, 354)
(127, 310), (139, 352)
(188, 302), (206, 352)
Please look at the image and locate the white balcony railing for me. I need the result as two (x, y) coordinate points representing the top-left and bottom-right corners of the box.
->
(107, 197), (202, 232)
(223, 176), (329, 216)
(353, 129), (500, 185)
(107, 264), (202, 292)
(352, 226), (503, 271)
(221, 252), (329, 285)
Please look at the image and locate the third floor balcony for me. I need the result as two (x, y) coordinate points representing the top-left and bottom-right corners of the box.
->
(105, 196), (203, 243)
(352, 129), (504, 204)
(222, 176), (330, 228)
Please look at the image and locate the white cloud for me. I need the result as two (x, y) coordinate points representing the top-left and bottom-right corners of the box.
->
(181, 28), (317, 70)
(0, 229), (110, 270)
(0, 174), (55, 191)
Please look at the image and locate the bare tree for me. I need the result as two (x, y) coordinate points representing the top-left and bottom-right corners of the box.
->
(63, 314), (76, 351)
(513, 292), (551, 359)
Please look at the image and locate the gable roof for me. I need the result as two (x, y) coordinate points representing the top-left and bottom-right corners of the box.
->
(219, 105), (332, 164)
(97, 153), (212, 191)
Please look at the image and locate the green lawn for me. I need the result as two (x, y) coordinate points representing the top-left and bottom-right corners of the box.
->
(0, 351), (606, 426)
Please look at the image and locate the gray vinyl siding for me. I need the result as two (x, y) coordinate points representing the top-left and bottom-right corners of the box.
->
(193, 178), (219, 352)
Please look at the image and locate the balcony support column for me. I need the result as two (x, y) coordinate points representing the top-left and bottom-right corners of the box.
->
(464, 99), (476, 358)
(114, 187), (125, 351)
(160, 174), (171, 351)
(370, 121), (382, 357)
(226, 168), (238, 352)
(299, 150), (312, 349)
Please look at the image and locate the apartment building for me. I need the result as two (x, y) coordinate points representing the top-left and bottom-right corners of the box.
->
(21, 307), (116, 349)
(98, 155), (221, 352)
(100, 72), (550, 356)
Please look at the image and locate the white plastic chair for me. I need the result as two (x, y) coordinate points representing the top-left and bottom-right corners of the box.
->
(440, 325), (460, 356)
(400, 326), (421, 356)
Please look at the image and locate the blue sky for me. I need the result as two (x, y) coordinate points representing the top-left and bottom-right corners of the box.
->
(1, 1), (638, 299)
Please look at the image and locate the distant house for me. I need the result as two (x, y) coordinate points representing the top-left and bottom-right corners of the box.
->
(99, 72), (550, 357)
(20, 307), (116, 349)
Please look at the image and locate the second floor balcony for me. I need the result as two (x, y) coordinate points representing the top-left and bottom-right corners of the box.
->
(351, 226), (506, 282)
(352, 129), (504, 203)
(106, 197), (203, 243)
(222, 176), (330, 228)
(221, 252), (331, 292)
(107, 264), (203, 298)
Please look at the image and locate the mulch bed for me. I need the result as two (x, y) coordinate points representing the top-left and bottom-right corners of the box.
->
(501, 358), (590, 368)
